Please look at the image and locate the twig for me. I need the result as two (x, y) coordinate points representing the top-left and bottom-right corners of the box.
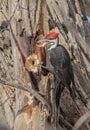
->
(9, 2), (19, 22)
(0, 95), (14, 106)
(72, 111), (90, 130)
(0, 52), (51, 112)
(0, 10), (7, 20)
(59, 114), (72, 130)
(0, 2), (51, 113)
(0, 78), (51, 112)
(0, 0), (19, 22)
(0, 78), (27, 91)
(0, 0), (19, 33)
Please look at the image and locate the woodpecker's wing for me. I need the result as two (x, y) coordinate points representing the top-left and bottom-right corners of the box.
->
(50, 45), (71, 69)
(49, 45), (73, 86)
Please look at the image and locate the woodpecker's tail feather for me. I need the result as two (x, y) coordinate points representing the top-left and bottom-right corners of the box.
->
(55, 82), (64, 108)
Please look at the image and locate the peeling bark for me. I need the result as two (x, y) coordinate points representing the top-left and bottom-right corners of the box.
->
(0, 0), (90, 130)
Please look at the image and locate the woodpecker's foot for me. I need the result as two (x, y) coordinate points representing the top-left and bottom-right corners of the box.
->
(48, 72), (54, 79)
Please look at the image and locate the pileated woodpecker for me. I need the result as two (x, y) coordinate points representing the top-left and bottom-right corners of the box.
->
(42, 32), (75, 108)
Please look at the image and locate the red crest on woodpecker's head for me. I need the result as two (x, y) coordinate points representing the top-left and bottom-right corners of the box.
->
(45, 32), (59, 39)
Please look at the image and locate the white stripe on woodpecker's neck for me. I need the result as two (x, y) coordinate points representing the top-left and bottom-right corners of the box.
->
(48, 38), (58, 50)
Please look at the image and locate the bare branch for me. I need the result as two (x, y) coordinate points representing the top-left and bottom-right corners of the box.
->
(0, 0), (19, 22)
(9, 8), (18, 21)
(0, 51), (51, 112)
(0, 78), (27, 91)
(59, 115), (72, 130)
(0, 4), (51, 113)
(0, 78), (51, 113)
(0, 10), (7, 20)
(72, 111), (90, 130)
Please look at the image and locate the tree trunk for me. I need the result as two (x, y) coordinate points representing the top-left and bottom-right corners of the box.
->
(0, 0), (90, 130)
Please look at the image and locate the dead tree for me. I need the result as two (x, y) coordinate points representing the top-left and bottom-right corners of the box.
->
(0, 0), (90, 130)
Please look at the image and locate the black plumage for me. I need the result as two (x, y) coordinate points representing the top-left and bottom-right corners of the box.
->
(50, 45), (74, 85)
(46, 45), (75, 108)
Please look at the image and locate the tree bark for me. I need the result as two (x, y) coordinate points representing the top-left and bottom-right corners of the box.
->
(0, 0), (90, 130)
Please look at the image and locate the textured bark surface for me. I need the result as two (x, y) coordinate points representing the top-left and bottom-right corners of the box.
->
(0, 0), (90, 130)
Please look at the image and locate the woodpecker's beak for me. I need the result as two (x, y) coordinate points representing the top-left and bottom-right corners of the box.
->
(36, 39), (50, 44)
